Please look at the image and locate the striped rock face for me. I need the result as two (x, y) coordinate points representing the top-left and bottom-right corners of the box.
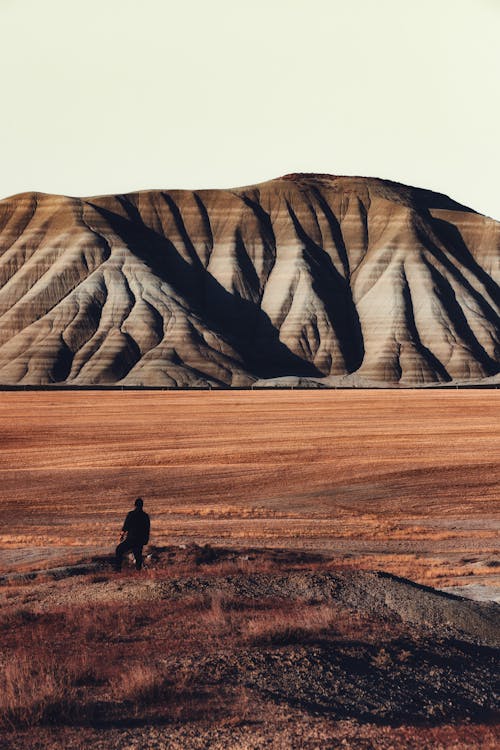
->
(0, 174), (498, 387)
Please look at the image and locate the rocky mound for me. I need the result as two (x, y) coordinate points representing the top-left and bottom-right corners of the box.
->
(1, 547), (498, 749)
(3, 546), (498, 646)
(156, 569), (500, 648)
(0, 174), (498, 387)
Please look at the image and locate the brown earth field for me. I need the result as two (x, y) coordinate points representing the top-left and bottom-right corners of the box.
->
(1, 389), (499, 594)
(0, 389), (499, 749)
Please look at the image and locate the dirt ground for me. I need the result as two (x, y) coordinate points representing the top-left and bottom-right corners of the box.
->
(1, 390), (499, 594)
(1, 389), (498, 749)
(0, 546), (498, 750)
(0, 390), (498, 595)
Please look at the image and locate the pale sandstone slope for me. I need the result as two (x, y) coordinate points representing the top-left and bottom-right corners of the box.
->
(0, 173), (498, 387)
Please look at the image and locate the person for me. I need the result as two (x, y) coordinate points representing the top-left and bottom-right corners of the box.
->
(115, 497), (150, 571)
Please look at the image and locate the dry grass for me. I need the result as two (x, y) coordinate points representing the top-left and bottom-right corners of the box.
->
(2, 650), (79, 728)
(109, 664), (168, 706)
(0, 593), (252, 731)
(1, 391), (498, 586)
(0, 553), (498, 750)
(243, 602), (337, 644)
(335, 552), (500, 587)
(0, 389), (497, 746)
(0, 580), (383, 730)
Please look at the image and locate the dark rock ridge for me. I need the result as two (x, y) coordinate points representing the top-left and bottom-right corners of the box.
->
(0, 173), (498, 387)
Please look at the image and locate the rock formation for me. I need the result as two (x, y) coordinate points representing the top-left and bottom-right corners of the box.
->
(0, 173), (498, 387)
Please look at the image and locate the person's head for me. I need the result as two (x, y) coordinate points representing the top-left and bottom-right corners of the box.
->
(134, 497), (143, 510)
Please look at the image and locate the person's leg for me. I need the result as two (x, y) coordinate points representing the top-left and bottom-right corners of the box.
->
(133, 545), (143, 571)
(115, 540), (131, 571)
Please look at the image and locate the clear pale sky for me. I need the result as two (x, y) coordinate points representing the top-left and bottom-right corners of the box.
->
(0, 0), (499, 219)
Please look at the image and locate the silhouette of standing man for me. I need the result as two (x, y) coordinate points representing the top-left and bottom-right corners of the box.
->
(115, 497), (150, 571)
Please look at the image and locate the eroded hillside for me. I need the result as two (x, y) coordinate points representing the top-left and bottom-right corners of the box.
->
(0, 174), (498, 386)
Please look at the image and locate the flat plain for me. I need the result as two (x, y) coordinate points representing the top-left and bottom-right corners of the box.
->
(1, 389), (498, 594)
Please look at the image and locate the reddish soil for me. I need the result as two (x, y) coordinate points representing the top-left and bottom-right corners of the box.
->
(1, 390), (499, 593)
(0, 546), (498, 749)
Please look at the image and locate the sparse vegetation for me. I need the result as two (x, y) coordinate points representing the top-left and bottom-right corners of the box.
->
(0, 390), (498, 748)
(0, 546), (498, 750)
(2, 649), (78, 728)
(2, 391), (498, 593)
(243, 602), (337, 644)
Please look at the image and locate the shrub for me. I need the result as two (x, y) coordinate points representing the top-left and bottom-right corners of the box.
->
(243, 603), (336, 645)
(1, 650), (85, 728)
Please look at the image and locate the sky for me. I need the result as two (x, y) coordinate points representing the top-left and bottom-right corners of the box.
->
(0, 0), (499, 219)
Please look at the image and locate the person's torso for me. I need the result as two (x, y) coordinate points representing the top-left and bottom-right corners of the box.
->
(126, 510), (149, 541)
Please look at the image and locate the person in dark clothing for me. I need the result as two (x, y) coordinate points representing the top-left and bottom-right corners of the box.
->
(115, 497), (150, 571)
